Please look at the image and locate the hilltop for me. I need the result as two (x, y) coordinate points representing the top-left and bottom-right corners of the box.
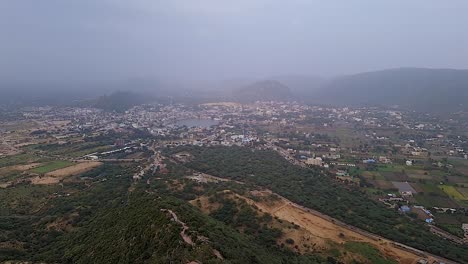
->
(314, 68), (468, 113)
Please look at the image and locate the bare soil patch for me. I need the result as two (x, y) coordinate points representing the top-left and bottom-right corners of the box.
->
(371, 180), (395, 189)
(46, 161), (101, 177)
(31, 161), (101, 185)
(247, 192), (423, 263)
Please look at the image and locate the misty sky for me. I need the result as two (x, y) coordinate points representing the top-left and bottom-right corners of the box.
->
(1, 0), (468, 82)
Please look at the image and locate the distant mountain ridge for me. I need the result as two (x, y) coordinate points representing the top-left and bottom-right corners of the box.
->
(233, 80), (293, 103)
(314, 68), (468, 113)
(93, 91), (154, 112)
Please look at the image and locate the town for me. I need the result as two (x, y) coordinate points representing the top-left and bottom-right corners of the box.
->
(2, 100), (468, 249)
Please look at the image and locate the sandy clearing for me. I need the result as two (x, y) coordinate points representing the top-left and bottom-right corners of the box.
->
(11, 163), (42, 171)
(31, 161), (101, 185)
(46, 161), (102, 177)
(204, 190), (430, 264)
(240, 191), (439, 264)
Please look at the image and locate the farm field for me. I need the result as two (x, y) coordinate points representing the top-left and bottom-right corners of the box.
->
(362, 171), (385, 180)
(439, 185), (467, 201)
(456, 187), (468, 197)
(404, 183), (459, 207)
(369, 180), (394, 190)
(29, 141), (113, 158)
(31, 161), (102, 185)
(381, 171), (409, 181)
(30, 161), (74, 174)
(46, 161), (102, 177)
(448, 158), (468, 176)
(413, 193), (459, 208)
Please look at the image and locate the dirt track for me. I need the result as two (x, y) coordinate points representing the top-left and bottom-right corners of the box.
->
(237, 190), (456, 264)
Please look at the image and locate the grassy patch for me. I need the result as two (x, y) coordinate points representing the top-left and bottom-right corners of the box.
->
(439, 185), (467, 200)
(438, 224), (465, 238)
(0, 153), (41, 168)
(377, 165), (405, 173)
(0, 184), (62, 214)
(344, 242), (397, 264)
(456, 187), (468, 197)
(0, 170), (22, 183)
(362, 171), (385, 180)
(67, 145), (113, 158)
(30, 161), (74, 174)
(414, 194), (458, 208)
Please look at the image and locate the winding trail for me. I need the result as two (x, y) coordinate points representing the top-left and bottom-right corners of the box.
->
(161, 209), (194, 246)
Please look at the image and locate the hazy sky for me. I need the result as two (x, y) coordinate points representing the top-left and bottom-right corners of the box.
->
(1, 0), (468, 82)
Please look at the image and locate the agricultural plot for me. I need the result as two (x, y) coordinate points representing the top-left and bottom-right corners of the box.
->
(362, 171), (385, 180)
(456, 187), (468, 197)
(412, 183), (459, 207)
(30, 161), (74, 174)
(68, 145), (113, 158)
(381, 171), (409, 181)
(447, 176), (468, 184)
(31, 161), (102, 185)
(47, 161), (102, 177)
(414, 193), (458, 208)
(407, 173), (433, 180)
(392, 181), (417, 193)
(377, 165), (406, 173)
(439, 186), (468, 201)
(409, 182), (424, 193)
(448, 158), (468, 176)
(369, 180), (395, 190)
(32, 141), (113, 158)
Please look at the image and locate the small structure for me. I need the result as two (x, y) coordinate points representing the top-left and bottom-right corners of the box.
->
(379, 156), (392, 164)
(336, 170), (349, 177)
(306, 157), (322, 166)
(462, 223), (468, 238)
(363, 159), (376, 164)
(400, 205), (411, 213)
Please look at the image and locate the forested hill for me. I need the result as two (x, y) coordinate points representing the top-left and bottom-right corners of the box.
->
(177, 145), (468, 262)
(315, 68), (468, 113)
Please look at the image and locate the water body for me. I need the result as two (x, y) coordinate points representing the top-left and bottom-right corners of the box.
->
(175, 119), (219, 128)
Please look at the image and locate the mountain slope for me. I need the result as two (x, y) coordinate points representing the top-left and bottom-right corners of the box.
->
(315, 68), (468, 112)
(273, 75), (327, 99)
(233, 80), (293, 103)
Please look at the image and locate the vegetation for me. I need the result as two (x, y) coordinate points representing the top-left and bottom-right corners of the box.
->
(30, 161), (74, 174)
(343, 242), (397, 264)
(1, 159), (328, 263)
(171, 145), (468, 262)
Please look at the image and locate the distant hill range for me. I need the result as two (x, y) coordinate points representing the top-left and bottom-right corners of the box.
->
(92, 91), (155, 112)
(314, 68), (468, 113)
(232, 80), (293, 103)
(272, 75), (326, 98)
